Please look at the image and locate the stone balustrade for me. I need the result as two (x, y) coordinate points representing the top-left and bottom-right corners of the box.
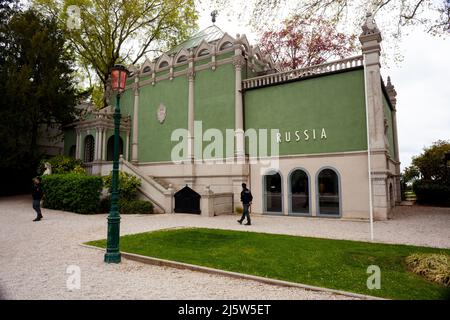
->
(242, 55), (364, 90)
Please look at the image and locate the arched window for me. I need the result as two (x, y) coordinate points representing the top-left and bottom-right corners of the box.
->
(264, 171), (282, 214)
(106, 136), (124, 161)
(69, 145), (76, 158)
(219, 42), (233, 50)
(177, 55), (188, 63)
(84, 135), (95, 163)
(159, 61), (169, 68)
(198, 49), (210, 57)
(143, 66), (151, 73)
(289, 169), (310, 215)
(317, 168), (340, 216)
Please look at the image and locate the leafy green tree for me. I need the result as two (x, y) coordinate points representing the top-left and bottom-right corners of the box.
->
(402, 165), (421, 185)
(412, 140), (450, 183)
(0, 8), (79, 195)
(33, 0), (198, 107)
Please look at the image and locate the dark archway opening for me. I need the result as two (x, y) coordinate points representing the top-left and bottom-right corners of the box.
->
(174, 186), (201, 214)
(106, 136), (124, 161)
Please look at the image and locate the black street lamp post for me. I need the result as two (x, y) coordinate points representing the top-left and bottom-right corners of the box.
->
(104, 64), (128, 264)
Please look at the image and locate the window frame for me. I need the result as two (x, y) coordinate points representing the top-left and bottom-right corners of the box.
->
(288, 168), (312, 216)
(315, 167), (342, 218)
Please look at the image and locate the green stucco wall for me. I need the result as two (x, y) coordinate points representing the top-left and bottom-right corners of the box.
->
(137, 76), (188, 163)
(244, 69), (368, 156)
(194, 63), (235, 159)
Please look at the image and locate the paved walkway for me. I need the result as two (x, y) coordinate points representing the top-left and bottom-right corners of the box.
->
(0, 196), (449, 300)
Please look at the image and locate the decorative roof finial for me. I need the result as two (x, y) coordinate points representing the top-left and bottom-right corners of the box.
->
(361, 11), (380, 35)
(211, 10), (218, 24)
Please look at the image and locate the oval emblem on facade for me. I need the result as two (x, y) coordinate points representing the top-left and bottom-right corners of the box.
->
(157, 103), (166, 124)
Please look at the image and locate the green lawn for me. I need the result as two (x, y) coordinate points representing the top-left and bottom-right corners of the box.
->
(87, 228), (450, 300)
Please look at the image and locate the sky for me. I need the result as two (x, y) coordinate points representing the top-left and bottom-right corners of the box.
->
(197, 5), (450, 170)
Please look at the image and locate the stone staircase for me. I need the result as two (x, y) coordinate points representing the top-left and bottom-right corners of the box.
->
(152, 177), (172, 189)
(119, 157), (173, 213)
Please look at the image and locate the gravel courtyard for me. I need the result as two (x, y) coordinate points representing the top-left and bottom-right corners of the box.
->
(0, 195), (449, 300)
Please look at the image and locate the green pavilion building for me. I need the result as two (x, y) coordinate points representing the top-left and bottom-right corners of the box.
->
(63, 14), (401, 220)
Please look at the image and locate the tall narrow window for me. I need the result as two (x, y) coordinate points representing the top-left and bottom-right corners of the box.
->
(290, 170), (309, 215)
(317, 169), (340, 215)
(264, 171), (282, 213)
(84, 135), (95, 163)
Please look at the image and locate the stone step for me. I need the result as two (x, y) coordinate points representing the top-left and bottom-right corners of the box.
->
(151, 177), (171, 189)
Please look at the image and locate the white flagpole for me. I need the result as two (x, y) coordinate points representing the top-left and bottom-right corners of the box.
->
(363, 59), (375, 241)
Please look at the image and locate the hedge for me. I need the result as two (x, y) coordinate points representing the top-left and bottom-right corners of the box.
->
(42, 174), (103, 214)
(120, 199), (154, 215)
(413, 180), (450, 206)
(100, 197), (154, 215)
(103, 171), (141, 201)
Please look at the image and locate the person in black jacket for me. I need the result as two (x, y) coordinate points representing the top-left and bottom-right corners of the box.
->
(238, 183), (253, 226)
(32, 177), (43, 222)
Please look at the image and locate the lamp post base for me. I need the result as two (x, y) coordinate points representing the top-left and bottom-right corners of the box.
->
(104, 252), (121, 264)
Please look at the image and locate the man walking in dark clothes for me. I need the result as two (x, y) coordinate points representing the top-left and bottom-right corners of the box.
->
(238, 183), (253, 226)
(32, 177), (43, 222)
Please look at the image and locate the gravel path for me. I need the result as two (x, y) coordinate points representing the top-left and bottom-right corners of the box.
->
(1, 196), (449, 300)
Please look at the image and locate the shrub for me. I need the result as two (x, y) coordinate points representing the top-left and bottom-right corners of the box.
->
(99, 196), (153, 215)
(120, 199), (154, 215)
(235, 206), (243, 214)
(42, 174), (103, 214)
(38, 155), (83, 175)
(413, 180), (450, 206)
(103, 172), (141, 201)
(71, 165), (87, 175)
(406, 253), (450, 287)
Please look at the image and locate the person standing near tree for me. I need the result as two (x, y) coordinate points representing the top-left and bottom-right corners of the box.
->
(31, 177), (43, 222)
(238, 183), (253, 226)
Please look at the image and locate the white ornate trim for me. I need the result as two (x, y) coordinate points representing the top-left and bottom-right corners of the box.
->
(217, 33), (235, 51)
(156, 53), (171, 70)
(175, 48), (190, 64)
(141, 58), (153, 74)
(195, 39), (213, 57)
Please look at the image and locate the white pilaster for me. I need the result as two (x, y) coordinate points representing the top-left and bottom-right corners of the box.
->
(102, 128), (107, 161)
(360, 13), (389, 220)
(132, 76), (140, 164)
(386, 77), (402, 204)
(233, 37), (246, 163)
(125, 132), (130, 161)
(75, 129), (81, 160)
(360, 14), (385, 156)
(187, 51), (195, 162)
(98, 128), (103, 161)
(94, 127), (100, 161)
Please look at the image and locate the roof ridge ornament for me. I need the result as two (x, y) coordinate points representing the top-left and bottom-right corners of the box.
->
(361, 11), (380, 35)
(211, 10), (218, 24)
